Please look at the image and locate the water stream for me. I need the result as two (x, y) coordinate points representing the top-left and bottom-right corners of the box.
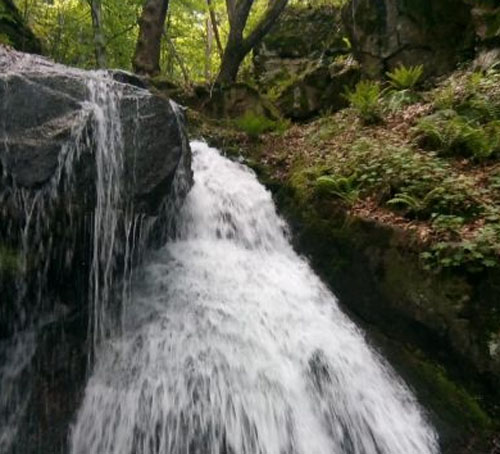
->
(70, 141), (439, 454)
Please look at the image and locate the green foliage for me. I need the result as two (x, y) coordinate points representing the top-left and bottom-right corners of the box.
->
(387, 187), (445, 218)
(13, 0), (144, 69)
(343, 80), (382, 124)
(415, 112), (500, 161)
(0, 32), (12, 46)
(430, 68), (500, 117)
(386, 64), (424, 90)
(315, 174), (360, 204)
(307, 117), (345, 145)
(234, 111), (288, 139)
(10, 0), (274, 84)
(422, 223), (500, 272)
(384, 89), (420, 113)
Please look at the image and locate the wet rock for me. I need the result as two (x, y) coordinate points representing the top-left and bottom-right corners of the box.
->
(0, 48), (190, 213)
(342, 0), (476, 78)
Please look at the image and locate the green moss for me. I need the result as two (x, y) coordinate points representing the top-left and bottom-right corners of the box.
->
(414, 352), (492, 431)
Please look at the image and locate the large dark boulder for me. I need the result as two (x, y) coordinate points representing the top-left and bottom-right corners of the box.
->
(0, 48), (190, 214)
(342, 0), (476, 78)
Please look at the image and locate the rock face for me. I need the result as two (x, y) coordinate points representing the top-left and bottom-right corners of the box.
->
(0, 48), (192, 454)
(253, 5), (359, 120)
(342, 0), (476, 78)
(254, 5), (348, 89)
(469, 0), (500, 70)
(0, 0), (41, 53)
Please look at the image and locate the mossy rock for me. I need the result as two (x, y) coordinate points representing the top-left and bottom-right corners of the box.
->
(276, 57), (361, 120)
(188, 83), (281, 121)
(253, 4), (350, 91)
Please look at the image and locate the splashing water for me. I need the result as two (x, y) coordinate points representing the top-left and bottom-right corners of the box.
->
(70, 141), (439, 454)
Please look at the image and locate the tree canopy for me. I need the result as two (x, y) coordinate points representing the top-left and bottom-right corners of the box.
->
(11, 0), (345, 84)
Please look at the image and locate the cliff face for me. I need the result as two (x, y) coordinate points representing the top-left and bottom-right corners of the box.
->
(342, 0), (476, 78)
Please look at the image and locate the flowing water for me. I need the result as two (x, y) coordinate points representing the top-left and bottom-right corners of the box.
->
(70, 141), (439, 454)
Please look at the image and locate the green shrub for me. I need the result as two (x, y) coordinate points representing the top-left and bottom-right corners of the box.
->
(343, 80), (382, 124)
(234, 112), (287, 139)
(415, 112), (500, 161)
(386, 64), (424, 90)
(456, 94), (500, 123)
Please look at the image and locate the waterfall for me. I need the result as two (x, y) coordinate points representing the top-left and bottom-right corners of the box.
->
(70, 141), (439, 454)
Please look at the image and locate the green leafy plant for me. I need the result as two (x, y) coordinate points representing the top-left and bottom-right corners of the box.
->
(387, 187), (445, 217)
(234, 112), (282, 139)
(415, 112), (500, 161)
(422, 223), (500, 272)
(384, 89), (420, 112)
(432, 85), (456, 110)
(386, 64), (424, 90)
(343, 81), (382, 124)
(315, 174), (360, 204)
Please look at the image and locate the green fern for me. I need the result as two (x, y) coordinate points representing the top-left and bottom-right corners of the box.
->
(343, 81), (382, 124)
(386, 65), (424, 90)
(388, 187), (445, 215)
(316, 175), (360, 204)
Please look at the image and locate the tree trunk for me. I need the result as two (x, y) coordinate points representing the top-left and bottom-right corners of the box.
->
(89, 0), (106, 68)
(216, 0), (288, 85)
(205, 16), (213, 80)
(133, 0), (170, 76)
(216, 42), (246, 85)
(206, 0), (224, 58)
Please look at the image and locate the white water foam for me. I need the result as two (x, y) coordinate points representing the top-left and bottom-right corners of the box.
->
(70, 141), (439, 454)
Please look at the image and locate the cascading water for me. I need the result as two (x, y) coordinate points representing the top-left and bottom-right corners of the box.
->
(70, 141), (439, 454)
